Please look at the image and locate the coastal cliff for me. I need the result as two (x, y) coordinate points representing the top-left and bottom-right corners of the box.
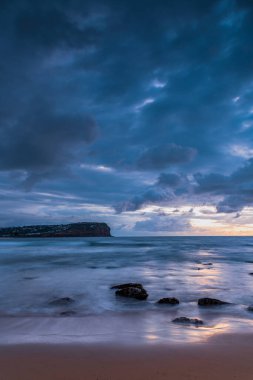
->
(0, 222), (111, 238)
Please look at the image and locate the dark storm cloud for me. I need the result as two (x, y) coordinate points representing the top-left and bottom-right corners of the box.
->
(1, 0), (253, 232)
(0, 98), (98, 190)
(115, 171), (192, 213)
(117, 155), (253, 214)
(194, 173), (231, 194)
(136, 144), (196, 170)
(15, 5), (102, 53)
(157, 173), (191, 198)
(194, 159), (253, 213)
(0, 0), (102, 186)
(0, 102), (97, 171)
(157, 173), (183, 188)
(115, 188), (174, 213)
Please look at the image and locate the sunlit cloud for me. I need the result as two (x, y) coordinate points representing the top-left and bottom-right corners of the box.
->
(151, 79), (167, 88)
(229, 144), (253, 159)
(241, 121), (253, 130)
(134, 98), (155, 111)
(80, 164), (115, 173)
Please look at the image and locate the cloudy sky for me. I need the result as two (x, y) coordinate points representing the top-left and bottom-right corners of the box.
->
(1, 0), (253, 235)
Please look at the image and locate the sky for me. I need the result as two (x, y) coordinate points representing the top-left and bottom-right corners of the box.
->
(1, 0), (253, 236)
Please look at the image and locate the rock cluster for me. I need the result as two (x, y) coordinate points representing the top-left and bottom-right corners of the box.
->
(47, 281), (240, 327)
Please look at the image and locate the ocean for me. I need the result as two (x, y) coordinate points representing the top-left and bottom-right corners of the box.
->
(0, 236), (253, 344)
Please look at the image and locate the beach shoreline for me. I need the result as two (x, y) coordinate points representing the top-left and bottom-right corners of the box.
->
(0, 333), (253, 380)
(1, 312), (253, 346)
(1, 236), (253, 379)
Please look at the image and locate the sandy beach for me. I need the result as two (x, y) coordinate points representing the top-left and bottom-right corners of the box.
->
(0, 333), (253, 380)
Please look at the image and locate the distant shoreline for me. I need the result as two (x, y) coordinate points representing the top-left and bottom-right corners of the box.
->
(0, 222), (111, 238)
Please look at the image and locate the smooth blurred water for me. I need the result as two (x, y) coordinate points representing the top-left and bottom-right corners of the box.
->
(0, 236), (253, 344)
(0, 237), (253, 344)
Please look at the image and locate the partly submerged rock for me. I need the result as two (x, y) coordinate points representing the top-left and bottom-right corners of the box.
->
(60, 310), (77, 316)
(157, 297), (179, 305)
(116, 287), (148, 300)
(172, 317), (203, 325)
(247, 306), (253, 312)
(202, 263), (213, 266)
(49, 297), (75, 306)
(249, 273), (253, 276)
(111, 283), (143, 290)
(23, 276), (37, 280)
(113, 283), (148, 300)
(198, 297), (229, 306)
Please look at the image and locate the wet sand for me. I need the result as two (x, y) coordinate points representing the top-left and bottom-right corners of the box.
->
(0, 333), (253, 380)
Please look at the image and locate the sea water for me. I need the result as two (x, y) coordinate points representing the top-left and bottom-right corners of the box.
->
(0, 236), (253, 344)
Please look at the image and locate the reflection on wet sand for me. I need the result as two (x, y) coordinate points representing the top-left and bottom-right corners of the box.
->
(144, 318), (253, 344)
(0, 312), (253, 345)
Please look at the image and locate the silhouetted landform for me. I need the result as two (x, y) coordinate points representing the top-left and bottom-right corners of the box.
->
(0, 222), (111, 238)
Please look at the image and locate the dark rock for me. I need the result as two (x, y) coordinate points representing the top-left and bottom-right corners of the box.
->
(60, 310), (76, 316)
(247, 306), (253, 312)
(172, 317), (203, 325)
(198, 297), (229, 306)
(157, 297), (179, 305)
(111, 283), (143, 290)
(49, 297), (75, 306)
(114, 284), (148, 300)
(202, 263), (213, 266)
(249, 273), (253, 276)
(0, 222), (111, 238)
